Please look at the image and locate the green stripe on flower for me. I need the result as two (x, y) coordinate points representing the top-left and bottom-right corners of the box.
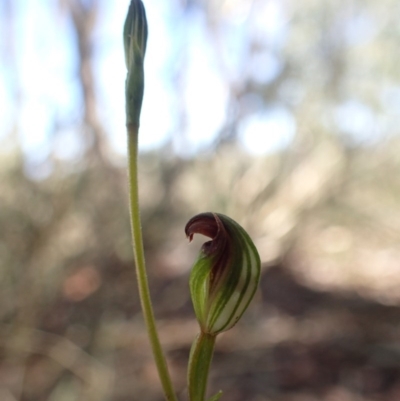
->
(185, 213), (261, 335)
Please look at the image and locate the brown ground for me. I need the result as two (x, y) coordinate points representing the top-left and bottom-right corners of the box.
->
(3, 260), (400, 401)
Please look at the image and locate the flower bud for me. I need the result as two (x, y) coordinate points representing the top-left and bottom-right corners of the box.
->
(185, 212), (261, 335)
(123, 0), (148, 126)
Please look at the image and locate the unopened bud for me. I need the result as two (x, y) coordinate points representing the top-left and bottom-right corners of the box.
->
(123, 0), (148, 126)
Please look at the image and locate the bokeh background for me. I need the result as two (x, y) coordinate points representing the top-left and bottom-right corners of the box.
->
(2, 0), (400, 400)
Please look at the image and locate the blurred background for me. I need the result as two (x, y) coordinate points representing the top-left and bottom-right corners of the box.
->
(1, 0), (400, 400)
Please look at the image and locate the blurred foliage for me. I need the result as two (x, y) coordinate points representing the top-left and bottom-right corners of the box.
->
(1, 0), (400, 400)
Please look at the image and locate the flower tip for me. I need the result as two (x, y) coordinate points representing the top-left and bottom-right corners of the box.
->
(184, 212), (220, 242)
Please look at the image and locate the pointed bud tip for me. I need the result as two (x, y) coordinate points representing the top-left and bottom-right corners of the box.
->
(124, 0), (148, 126)
(124, 0), (148, 66)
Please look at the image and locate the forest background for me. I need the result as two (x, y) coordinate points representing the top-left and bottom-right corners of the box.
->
(1, 0), (400, 400)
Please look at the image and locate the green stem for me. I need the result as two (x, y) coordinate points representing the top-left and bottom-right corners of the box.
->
(127, 123), (178, 401)
(188, 331), (217, 401)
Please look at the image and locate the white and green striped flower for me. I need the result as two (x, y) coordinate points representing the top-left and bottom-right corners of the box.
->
(186, 212), (261, 335)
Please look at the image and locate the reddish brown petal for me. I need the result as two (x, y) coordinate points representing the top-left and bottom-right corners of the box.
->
(185, 213), (231, 288)
(185, 212), (220, 243)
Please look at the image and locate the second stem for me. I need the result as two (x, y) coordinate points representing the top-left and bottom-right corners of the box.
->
(127, 123), (178, 401)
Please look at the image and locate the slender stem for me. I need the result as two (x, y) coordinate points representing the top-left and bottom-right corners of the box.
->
(188, 331), (217, 401)
(127, 123), (178, 401)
